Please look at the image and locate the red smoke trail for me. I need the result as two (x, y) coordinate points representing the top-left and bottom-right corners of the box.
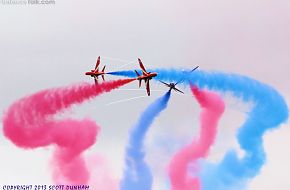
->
(86, 154), (119, 190)
(168, 85), (225, 190)
(2, 79), (134, 185)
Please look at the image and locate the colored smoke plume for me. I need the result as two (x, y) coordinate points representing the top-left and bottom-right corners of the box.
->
(169, 85), (225, 190)
(86, 154), (119, 190)
(109, 68), (288, 189)
(2, 79), (134, 184)
(121, 91), (171, 190)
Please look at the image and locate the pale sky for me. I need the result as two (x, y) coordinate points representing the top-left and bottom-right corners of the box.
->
(0, 0), (289, 189)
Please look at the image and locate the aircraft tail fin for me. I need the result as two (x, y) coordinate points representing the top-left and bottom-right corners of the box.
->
(102, 65), (106, 72)
(135, 70), (140, 77)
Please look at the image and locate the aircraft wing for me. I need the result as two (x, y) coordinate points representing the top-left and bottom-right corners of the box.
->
(159, 80), (171, 87)
(175, 66), (199, 85)
(95, 56), (101, 70)
(146, 80), (150, 96)
(175, 79), (184, 85)
(173, 87), (184, 94)
(190, 66), (199, 72)
(138, 58), (148, 74)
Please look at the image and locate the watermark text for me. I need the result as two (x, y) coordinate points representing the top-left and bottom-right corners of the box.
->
(1, 0), (56, 5)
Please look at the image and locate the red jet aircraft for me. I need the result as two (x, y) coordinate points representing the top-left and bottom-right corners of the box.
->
(135, 58), (157, 96)
(85, 56), (106, 85)
(159, 66), (199, 94)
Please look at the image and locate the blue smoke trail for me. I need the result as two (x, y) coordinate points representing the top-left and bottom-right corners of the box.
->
(110, 69), (288, 189)
(121, 91), (171, 190)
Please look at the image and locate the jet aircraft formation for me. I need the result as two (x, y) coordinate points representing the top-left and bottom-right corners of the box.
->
(85, 56), (199, 96)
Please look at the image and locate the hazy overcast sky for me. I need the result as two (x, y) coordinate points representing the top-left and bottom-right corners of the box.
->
(0, 0), (289, 189)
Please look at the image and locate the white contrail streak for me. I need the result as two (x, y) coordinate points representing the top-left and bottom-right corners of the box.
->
(106, 96), (148, 106)
(115, 89), (164, 92)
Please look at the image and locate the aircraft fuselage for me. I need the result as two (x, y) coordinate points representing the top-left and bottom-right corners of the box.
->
(85, 71), (105, 77)
(137, 72), (157, 80)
